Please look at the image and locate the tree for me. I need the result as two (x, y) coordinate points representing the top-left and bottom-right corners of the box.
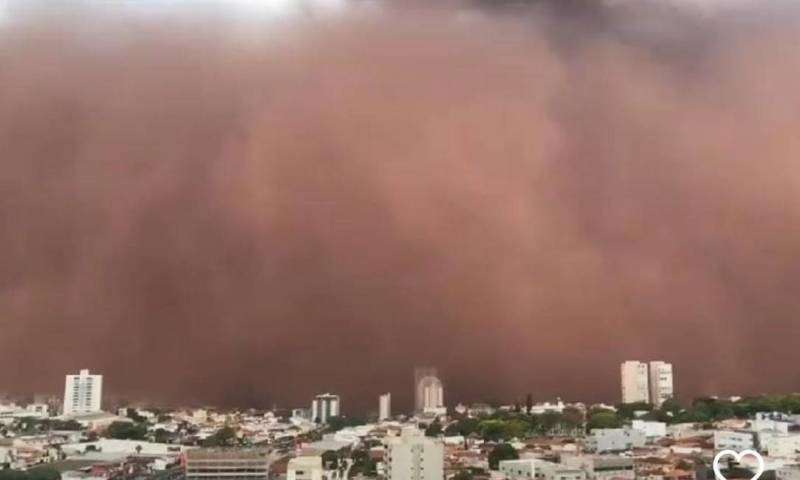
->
(153, 428), (172, 444)
(446, 417), (480, 437)
(0, 468), (61, 480)
(326, 416), (365, 432)
(587, 411), (622, 431)
(106, 421), (147, 440)
(617, 402), (652, 419)
(425, 419), (443, 437)
(525, 394), (533, 415)
(27, 468), (60, 480)
(350, 449), (377, 477)
(321, 450), (339, 470)
(452, 471), (473, 480)
(202, 426), (238, 447)
(479, 420), (506, 441)
(126, 409), (146, 423)
(488, 443), (518, 470)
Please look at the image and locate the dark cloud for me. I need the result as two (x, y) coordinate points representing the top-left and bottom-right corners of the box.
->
(1, 0), (799, 413)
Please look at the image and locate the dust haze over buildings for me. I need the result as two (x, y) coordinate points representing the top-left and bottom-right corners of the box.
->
(1, 0), (800, 412)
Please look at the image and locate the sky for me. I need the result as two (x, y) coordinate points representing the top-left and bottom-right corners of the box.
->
(1, 0), (800, 414)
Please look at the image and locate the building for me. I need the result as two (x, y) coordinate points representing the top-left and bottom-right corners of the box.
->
(648, 361), (674, 408)
(562, 455), (634, 480)
(292, 408), (312, 421)
(62, 439), (189, 457)
(311, 393), (340, 424)
(585, 428), (646, 453)
(631, 420), (667, 442)
(379, 393), (392, 421)
(414, 367), (444, 414)
(777, 465), (800, 480)
(534, 460), (587, 480)
(25, 403), (49, 418)
(60, 411), (132, 430)
(63, 369), (103, 415)
(499, 459), (536, 479)
(620, 361), (649, 404)
(763, 434), (800, 458)
(713, 431), (756, 451)
(385, 427), (444, 480)
(184, 449), (270, 480)
(287, 456), (324, 480)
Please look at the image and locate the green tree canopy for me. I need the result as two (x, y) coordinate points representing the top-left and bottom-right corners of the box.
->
(587, 410), (622, 431)
(425, 419), (443, 437)
(106, 421), (147, 440)
(616, 402), (653, 419)
(452, 470), (474, 480)
(488, 443), (519, 470)
(0, 468), (61, 480)
(327, 416), (365, 432)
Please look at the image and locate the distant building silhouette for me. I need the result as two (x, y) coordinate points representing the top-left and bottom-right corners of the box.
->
(414, 367), (444, 414)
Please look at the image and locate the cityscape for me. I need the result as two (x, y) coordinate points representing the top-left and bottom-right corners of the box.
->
(3, 363), (800, 480)
(3, 2), (800, 480)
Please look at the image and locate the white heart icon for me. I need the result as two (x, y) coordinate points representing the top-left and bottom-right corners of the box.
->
(713, 449), (765, 480)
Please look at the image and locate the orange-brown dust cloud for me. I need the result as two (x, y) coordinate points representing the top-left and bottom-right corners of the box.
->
(1, 0), (800, 411)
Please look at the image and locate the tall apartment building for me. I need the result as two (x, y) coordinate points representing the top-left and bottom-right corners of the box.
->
(414, 367), (444, 414)
(379, 393), (392, 421)
(63, 369), (103, 415)
(620, 361), (649, 404)
(386, 427), (444, 480)
(184, 449), (270, 480)
(648, 361), (674, 408)
(311, 393), (340, 424)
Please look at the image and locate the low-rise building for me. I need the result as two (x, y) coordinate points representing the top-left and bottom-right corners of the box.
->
(534, 460), (586, 480)
(287, 455), (324, 480)
(631, 421), (667, 442)
(562, 455), (635, 480)
(183, 449), (270, 480)
(585, 429), (645, 453)
(713, 431), (756, 451)
(777, 464), (800, 480)
(499, 459), (536, 479)
(765, 434), (800, 458)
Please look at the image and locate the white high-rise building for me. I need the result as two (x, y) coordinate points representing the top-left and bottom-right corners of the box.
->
(311, 393), (340, 424)
(414, 367), (444, 413)
(386, 427), (444, 480)
(379, 393), (392, 421)
(648, 361), (673, 408)
(63, 369), (103, 415)
(620, 361), (649, 404)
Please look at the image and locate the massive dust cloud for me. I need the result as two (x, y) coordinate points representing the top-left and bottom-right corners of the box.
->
(1, 0), (799, 411)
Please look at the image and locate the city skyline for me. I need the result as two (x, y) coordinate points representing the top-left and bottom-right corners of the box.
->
(2, 0), (800, 413)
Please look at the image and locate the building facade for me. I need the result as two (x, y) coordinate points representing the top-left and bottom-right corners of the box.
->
(386, 427), (444, 480)
(379, 393), (392, 421)
(183, 449), (270, 480)
(713, 431), (756, 451)
(586, 429), (646, 453)
(287, 456), (324, 480)
(648, 361), (674, 408)
(414, 367), (444, 414)
(620, 361), (649, 404)
(499, 459), (536, 479)
(311, 393), (340, 424)
(63, 369), (103, 415)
